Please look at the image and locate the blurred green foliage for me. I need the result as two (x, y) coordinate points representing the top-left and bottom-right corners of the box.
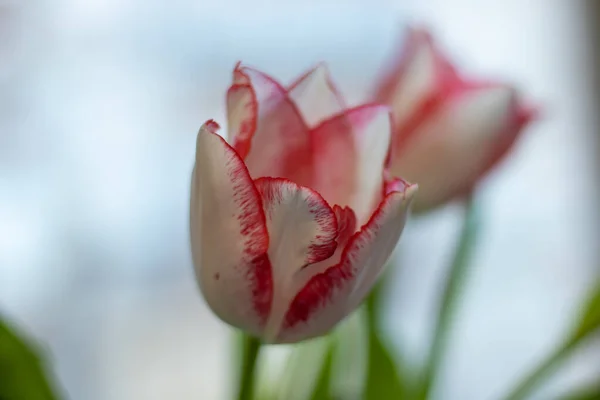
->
(416, 199), (480, 400)
(0, 317), (59, 400)
(573, 278), (600, 340)
(309, 344), (334, 400)
(362, 278), (406, 400)
(362, 330), (405, 400)
(558, 384), (600, 400)
(502, 277), (600, 400)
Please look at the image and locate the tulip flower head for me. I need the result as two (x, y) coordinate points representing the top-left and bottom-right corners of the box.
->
(190, 63), (417, 343)
(374, 28), (537, 212)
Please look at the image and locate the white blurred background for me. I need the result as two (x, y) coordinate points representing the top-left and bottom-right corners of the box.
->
(0, 0), (598, 399)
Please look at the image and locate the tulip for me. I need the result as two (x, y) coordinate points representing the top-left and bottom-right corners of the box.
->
(190, 63), (417, 343)
(373, 28), (537, 212)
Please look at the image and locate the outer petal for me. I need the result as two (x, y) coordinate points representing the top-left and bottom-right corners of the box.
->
(190, 120), (272, 336)
(253, 177), (338, 342)
(227, 64), (313, 187)
(373, 27), (462, 147)
(479, 102), (538, 178)
(274, 180), (418, 343)
(287, 63), (347, 128)
(390, 86), (524, 212)
(311, 105), (392, 225)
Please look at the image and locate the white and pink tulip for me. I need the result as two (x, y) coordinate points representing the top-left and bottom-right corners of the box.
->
(190, 63), (416, 343)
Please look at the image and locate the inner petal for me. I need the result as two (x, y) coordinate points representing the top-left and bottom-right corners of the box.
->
(254, 177), (338, 341)
(234, 66), (314, 187)
(287, 64), (347, 128)
(311, 105), (392, 225)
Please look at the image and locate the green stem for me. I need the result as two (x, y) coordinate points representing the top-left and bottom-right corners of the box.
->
(363, 266), (407, 399)
(365, 278), (385, 329)
(309, 341), (335, 400)
(501, 329), (600, 400)
(416, 198), (479, 400)
(236, 334), (261, 400)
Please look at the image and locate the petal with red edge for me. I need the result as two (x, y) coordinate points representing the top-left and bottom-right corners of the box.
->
(287, 63), (347, 128)
(346, 178), (417, 309)
(332, 205), (357, 246)
(232, 61), (250, 85)
(373, 27), (461, 143)
(253, 177), (338, 342)
(312, 105), (392, 225)
(234, 65), (313, 187)
(275, 182), (418, 343)
(391, 86), (519, 212)
(190, 120), (272, 336)
(227, 84), (257, 156)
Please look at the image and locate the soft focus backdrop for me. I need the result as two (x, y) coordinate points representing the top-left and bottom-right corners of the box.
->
(0, 0), (599, 399)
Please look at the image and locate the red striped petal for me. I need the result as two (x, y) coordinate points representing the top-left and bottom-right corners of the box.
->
(275, 182), (417, 343)
(190, 120), (272, 335)
(254, 177), (339, 342)
(230, 65), (314, 188)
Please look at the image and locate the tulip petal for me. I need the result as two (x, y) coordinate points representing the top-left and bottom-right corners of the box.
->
(232, 61), (251, 85)
(275, 181), (417, 343)
(228, 64), (313, 187)
(479, 101), (538, 179)
(227, 83), (257, 157)
(373, 27), (460, 142)
(255, 177), (338, 267)
(332, 205), (357, 247)
(347, 178), (415, 307)
(190, 120), (272, 336)
(287, 63), (347, 128)
(391, 86), (519, 211)
(311, 105), (392, 225)
(253, 177), (339, 342)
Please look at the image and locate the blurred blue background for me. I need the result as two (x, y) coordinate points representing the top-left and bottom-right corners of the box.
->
(0, 0), (599, 399)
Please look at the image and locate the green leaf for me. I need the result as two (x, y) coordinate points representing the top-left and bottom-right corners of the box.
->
(0, 317), (60, 400)
(557, 383), (600, 400)
(362, 273), (406, 400)
(363, 330), (405, 400)
(499, 278), (600, 400)
(500, 338), (575, 400)
(573, 278), (600, 339)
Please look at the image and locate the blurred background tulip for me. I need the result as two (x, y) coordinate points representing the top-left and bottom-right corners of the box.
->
(0, 0), (599, 399)
(373, 27), (537, 213)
